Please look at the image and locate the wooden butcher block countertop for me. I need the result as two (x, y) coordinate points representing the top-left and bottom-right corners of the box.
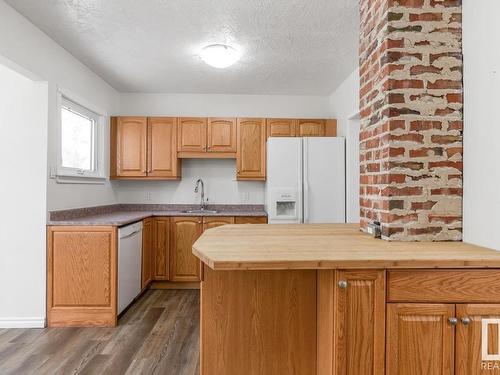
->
(192, 223), (500, 270)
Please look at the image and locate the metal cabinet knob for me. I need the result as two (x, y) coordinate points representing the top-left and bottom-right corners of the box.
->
(338, 280), (348, 289)
(448, 317), (458, 326)
(461, 317), (471, 326)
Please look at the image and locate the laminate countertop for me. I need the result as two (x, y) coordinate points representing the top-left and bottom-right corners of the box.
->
(193, 223), (500, 270)
(47, 204), (267, 227)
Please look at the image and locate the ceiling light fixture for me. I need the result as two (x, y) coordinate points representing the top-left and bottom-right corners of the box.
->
(199, 44), (240, 69)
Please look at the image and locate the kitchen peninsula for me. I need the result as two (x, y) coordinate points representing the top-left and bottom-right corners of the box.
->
(193, 224), (500, 375)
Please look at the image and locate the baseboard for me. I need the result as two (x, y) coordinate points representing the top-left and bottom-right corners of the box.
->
(149, 281), (200, 290)
(0, 317), (46, 328)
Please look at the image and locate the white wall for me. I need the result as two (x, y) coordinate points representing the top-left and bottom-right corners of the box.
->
(116, 159), (265, 204)
(329, 69), (360, 223)
(462, 0), (500, 250)
(0, 64), (48, 327)
(117, 93), (332, 205)
(0, 0), (120, 211)
(119, 93), (331, 118)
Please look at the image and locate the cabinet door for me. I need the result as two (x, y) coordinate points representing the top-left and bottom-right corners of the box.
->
(147, 117), (180, 178)
(387, 303), (455, 375)
(236, 118), (266, 180)
(456, 304), (500, 375)
(334, 270), (385, 375)
(178, 117), (207, 152)
(141, 218), (153, 289)
(170, 217), (203, 282)
(203, 216), (234, 231)
(267, 118), (297, 137)
(296, 119), (326, 137)
(234, 216), (268, 224)
(115, 117), (147, 177)
(153, 217), (170, 280)
(208, 118), (236, 153)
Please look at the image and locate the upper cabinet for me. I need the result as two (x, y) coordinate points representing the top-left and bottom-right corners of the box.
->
(147, 118), (180, 178)
(237, 118), (266, 181)
(110, 117), (180, 180)
(111, 116), (336, 181)
(111, 117), (148, 177)
(177, 117), (237, 157)
(267, 118), (297, 137)
(296, 119), (326, 137)
(207, 118), (237, 153)
(177, 117), (207, 153)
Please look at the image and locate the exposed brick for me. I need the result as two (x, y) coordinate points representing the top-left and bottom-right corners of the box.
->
(427, 80), (462, 90)
(431, 135), (462, 144)
(409, 13), (443, 22)
(359, 0), (463, 241)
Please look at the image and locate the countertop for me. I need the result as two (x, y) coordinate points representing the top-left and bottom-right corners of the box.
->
(193, 223), (500, 270)
(47, 204), (267, 226)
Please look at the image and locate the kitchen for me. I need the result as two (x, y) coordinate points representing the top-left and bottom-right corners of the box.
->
(0, 0), (499, 374)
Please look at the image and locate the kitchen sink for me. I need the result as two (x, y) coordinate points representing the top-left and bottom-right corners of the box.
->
(182, 209), (218, 214)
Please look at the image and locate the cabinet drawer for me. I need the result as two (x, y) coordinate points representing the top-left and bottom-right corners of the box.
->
(388, 270), (500, 303)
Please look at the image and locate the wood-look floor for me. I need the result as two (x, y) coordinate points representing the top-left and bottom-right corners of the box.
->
(0, 290), (200, 375)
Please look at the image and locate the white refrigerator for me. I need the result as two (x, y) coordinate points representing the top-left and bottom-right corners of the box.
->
(266, 137), (345, 224)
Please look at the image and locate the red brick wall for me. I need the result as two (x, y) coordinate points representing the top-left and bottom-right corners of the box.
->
(359, 0), (463, 240)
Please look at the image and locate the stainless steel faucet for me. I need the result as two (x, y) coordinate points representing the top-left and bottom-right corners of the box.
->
(194, 178), (206, 211)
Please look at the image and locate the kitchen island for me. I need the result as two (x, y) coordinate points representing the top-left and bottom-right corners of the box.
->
(193, 224), (500, 375)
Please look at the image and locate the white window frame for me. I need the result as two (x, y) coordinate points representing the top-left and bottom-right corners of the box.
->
(55, 89), (107, 183)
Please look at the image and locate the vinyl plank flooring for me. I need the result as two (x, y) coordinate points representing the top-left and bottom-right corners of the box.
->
(0, 290), (200, 375)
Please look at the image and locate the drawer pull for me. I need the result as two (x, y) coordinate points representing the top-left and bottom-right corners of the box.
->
(338, 280), (348, 289)
(448, 317), (458, 326)
(461, 317), (471, 326)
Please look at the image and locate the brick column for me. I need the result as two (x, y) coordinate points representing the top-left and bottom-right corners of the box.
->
(359, 0), (463, 241)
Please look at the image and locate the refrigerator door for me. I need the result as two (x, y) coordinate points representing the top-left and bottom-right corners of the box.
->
(266, 137), (303, 224)
(303, 137), (346, 223)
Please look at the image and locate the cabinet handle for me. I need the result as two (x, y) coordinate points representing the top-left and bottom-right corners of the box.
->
(338, 280), (348, 289)
(448, 317), (458, 326)
(461, 317), (471, 326)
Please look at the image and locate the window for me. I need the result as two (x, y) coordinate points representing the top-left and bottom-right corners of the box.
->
(56, 94), (105, 181)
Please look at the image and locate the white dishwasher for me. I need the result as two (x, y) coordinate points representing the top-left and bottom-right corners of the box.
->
(118, 221), (143, 315)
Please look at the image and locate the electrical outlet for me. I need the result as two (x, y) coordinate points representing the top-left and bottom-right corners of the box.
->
(146, 192), (152, 202)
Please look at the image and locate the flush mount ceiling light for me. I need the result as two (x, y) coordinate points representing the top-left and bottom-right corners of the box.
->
(199, 44), (241, 68)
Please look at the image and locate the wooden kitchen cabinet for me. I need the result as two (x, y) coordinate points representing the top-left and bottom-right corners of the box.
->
(203, 216), (234, 231)
(208, 118), (237, 153)
(47, 226), (117, 327)
(111, 116), (180, 179)
(141, 218), (153, 289)
(234, 216), (268, 224)
(456, 304), (500, 375)
(334, 270), (386, 375)
(387, 303), (455, 375)
(147, 117), (180, 178)
(177, 117), (207, 153)
(153, 217), (170, 280)
(236, 118), (266, 180)
(170, 217), (203, 282)
(267, 118), (297, 137)
(111, 117), (148, 177)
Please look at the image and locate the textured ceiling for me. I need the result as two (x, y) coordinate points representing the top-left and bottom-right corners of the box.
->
(5, 0), (359, 95)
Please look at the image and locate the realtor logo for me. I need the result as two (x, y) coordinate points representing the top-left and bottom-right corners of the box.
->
(482, 319), (500, 361)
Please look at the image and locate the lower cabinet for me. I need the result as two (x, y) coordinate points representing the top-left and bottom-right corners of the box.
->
(169, 217), (203, 282)
(141, 218), (153, 290)
(317, 269), (385, 375)
(203, 216), (234, 231)
(456, 304), (500, 375)
(386, 303), (455, 375)
(234, 216), (268, 224)
(153, 217), (170, 280)
(47, 226), (118, 327)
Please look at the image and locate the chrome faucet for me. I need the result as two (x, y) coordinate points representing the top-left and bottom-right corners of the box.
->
(194, 178), (206, 211)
